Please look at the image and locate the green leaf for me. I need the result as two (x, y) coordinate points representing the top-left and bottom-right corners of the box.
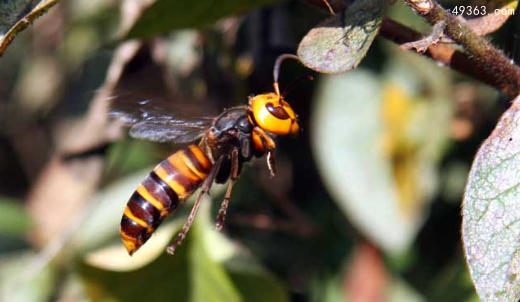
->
(189, 216), (240, 302)
(80, 210), (240, 302)
(226, 259), (289, 302)
(312, 70), (408, 252)
(309, 273), (344, 302)
(80, 202), (288, 302)
(311, 61), (451, 253)
(0, 252), (57, 302)
(70, 168), (153, 254)
(297, 0), (383, 74)
(125, 0), (284, 39)
(0, 196), (31, 237)
(387, 278), (425, 302)
(463, 95), (520, 301)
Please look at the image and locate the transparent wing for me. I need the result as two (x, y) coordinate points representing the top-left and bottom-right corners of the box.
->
(110, 99), (216, 144)
(128, 118), (210, 143)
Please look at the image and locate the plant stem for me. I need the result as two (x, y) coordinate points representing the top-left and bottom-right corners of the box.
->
(0, 0), (62, 57)
(380, 18), (516, 97)
(402, 0), (520, 97)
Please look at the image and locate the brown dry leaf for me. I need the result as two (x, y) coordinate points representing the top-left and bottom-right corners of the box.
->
(27, 40), (142, 245)
(26, 157), (104, 245)
(343, 242), (388, 302)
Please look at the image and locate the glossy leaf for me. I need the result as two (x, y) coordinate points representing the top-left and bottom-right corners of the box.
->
(297, 0), (383, 74)
(463, 95), (520, 302)
(125, 0), (284, 39)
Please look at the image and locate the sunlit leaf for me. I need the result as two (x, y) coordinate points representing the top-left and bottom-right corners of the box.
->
(0, 252), (57, 302)
(311, 55), (451, 253)
(71, 163), (228, 265)
(312, 71), (409, 252)
(297, 0), (383, 74)
(83, 219), (182, 271)
(80, 203), (288, 302)
(462, 95), (520, 302)
(80, 205), (239, 302)
(69, 168), (152, 255)
(125, 0), (284, 39)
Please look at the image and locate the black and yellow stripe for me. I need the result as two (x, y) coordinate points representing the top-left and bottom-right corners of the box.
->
(120, 145), (212, 255)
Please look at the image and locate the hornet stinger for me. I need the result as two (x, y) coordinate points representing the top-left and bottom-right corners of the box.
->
(111, 54), (307, 256)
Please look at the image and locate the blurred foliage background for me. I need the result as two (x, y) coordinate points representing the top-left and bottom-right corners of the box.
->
(0, 0), (519, 301)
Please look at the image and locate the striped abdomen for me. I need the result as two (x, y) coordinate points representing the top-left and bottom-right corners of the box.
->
(120, 145), (212, 255)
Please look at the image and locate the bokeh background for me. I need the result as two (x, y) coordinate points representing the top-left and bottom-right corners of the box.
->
(0, 0), (519, 301)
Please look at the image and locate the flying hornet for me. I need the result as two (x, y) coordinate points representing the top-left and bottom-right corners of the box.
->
(111, 54), (307, 256)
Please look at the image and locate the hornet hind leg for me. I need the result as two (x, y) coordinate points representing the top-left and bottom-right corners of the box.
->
(215, 148), (240, 231)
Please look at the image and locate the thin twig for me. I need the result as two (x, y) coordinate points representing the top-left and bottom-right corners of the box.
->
(401, 0), (520, 97)
(400, 20), (446, 52)
(230, 213), (317, 236)
(0, 0), (62, 57)
(380, 18), (520, 98)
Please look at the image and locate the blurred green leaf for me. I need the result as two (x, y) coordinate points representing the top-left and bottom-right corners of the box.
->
(297, 0), (383, 74)
(0, 196), (31, 237)
(310, 274), (344, 302)
(0, 252), (57, 302)
(80, 209), (239, 302)
(125, 0), (285, 39)
(70, 166), (226, 262)
(311, 58), (451, 253)
(70, 168), (153, 254)
(106, 140), (160, 176)
(80, 202), (288, 302)
(313, 70), (414, 253)
(425, 259), (476, 302)
(387, 278), (425, 302)
(226, 259), (289, 302)
(462, 95), (520, 302)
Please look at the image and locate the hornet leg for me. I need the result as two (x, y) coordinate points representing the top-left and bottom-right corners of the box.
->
(253, 127), (277, 178)
(215, 148), (240, 231)
(166, 156), (223, 255)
